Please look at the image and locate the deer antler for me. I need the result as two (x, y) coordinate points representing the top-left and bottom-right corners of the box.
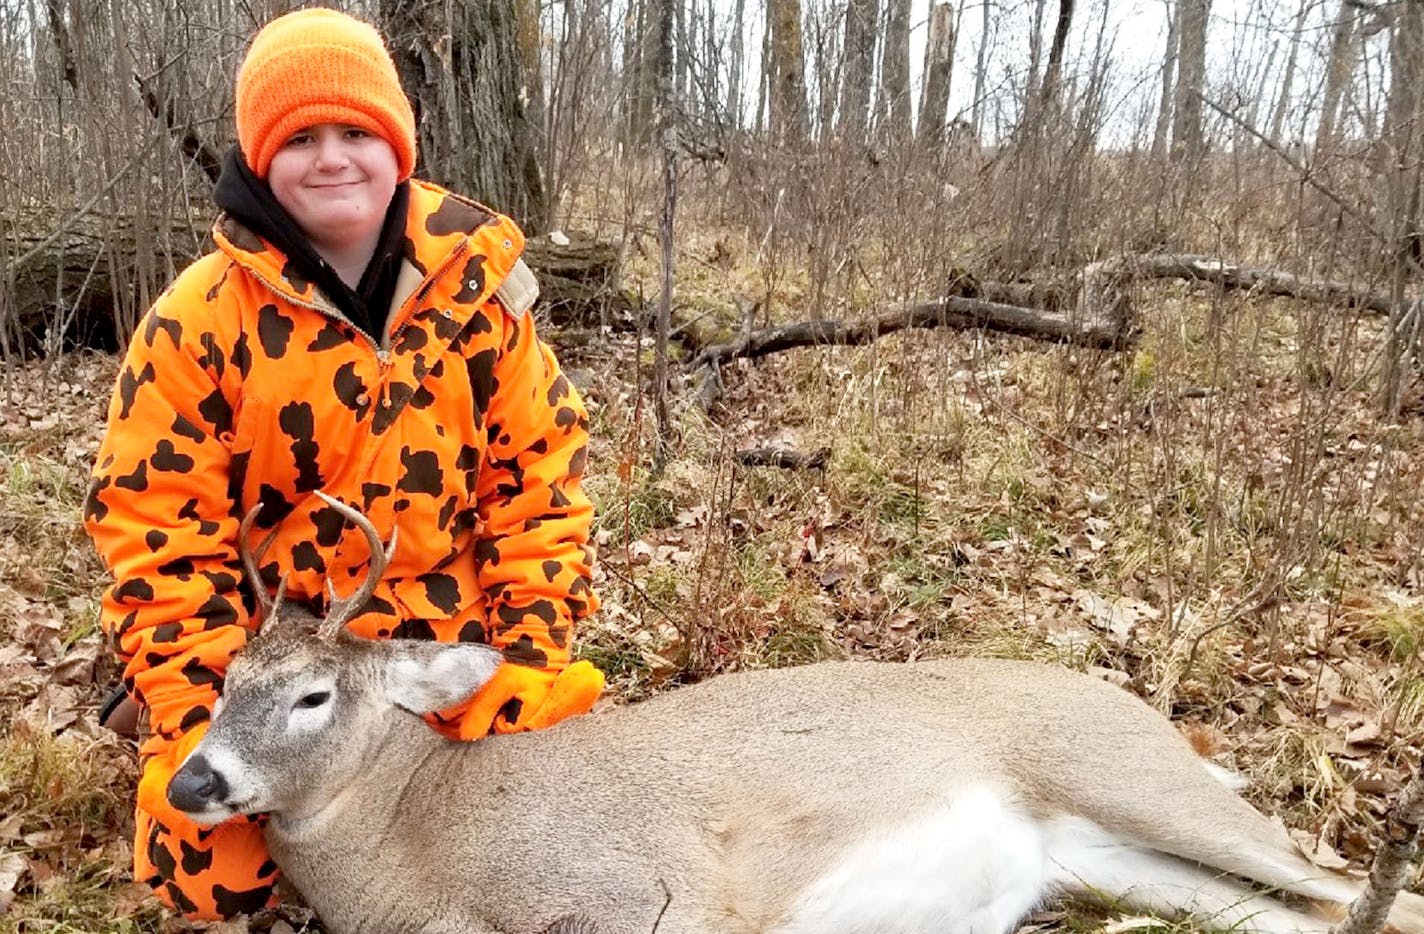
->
(313, 491), (398, 641)
(238, 502), (285, 631)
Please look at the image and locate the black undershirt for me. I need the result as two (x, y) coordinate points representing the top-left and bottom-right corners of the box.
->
(212, 146), (410, 341)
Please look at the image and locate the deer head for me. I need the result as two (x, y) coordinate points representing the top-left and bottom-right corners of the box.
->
(166, 492), (501, 825)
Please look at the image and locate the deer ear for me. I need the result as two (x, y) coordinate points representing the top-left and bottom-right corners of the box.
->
(385, 642), (503, 714)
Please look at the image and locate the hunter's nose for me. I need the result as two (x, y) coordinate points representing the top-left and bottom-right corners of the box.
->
(167, 754), (229, 813)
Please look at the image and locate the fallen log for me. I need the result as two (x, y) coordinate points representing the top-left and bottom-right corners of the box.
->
(1086, 254), (1395, 316)
(4, 206), (625, 354)
(691, 297), (1133, 372)
(523, 233), (633, 326)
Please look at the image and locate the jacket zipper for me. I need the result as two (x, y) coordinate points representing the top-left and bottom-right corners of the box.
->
(385, 238), (470, 358)
(248, 238), (472, 370)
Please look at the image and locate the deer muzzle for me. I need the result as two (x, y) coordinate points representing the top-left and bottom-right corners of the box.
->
(168, 753), (232, 815)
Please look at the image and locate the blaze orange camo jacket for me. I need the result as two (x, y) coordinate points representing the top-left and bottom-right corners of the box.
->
(84, 181), (598, 918)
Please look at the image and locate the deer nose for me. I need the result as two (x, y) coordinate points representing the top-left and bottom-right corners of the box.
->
(167, 754), (230, 813)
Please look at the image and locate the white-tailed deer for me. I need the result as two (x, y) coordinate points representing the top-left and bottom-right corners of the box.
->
(168, 493), (1424, 934)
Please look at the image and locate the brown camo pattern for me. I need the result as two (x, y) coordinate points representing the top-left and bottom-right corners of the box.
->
(83, 181), (597, 919)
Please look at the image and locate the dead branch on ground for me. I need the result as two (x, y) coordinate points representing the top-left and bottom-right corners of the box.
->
(1092, 253), (1394, 315)
(1331, 758), (1424, 934)
(691, 297), (1131, 374)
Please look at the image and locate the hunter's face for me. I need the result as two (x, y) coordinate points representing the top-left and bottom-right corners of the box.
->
(267, 123), (399, 253)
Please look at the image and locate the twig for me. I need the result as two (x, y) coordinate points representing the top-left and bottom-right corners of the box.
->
(599, 559), (682, 627)
(1198, 92), (1396, 258)
(5, 154), (145, 276)
(1330, 760), (1424, 934)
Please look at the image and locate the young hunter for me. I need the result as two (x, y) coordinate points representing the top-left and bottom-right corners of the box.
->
(84, 8), (603, 920)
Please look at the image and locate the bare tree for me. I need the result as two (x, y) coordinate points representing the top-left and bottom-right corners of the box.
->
(810, 3), (840, 139)
(378, 0), (549, 229)
(971, 0), (992, 139)
(1267, 0), (1310, 146)
(769, 0), (809, 143)
(1039, 0), (1074, 112)
(1316, 0), (1360, 157)
(1381, 0), (1424, 414)
(655, 0), (676, 468)
(919, 2), (956, 143)
(838, 0), (877, 139)
(1171, 0), (1210, 164)
(1024, 0), (1048, 110)
(878, 0), (912, 140)
(517, 0), (545, 150)
(1152, 0), (1180, 159)
(728, 0), (747, 128)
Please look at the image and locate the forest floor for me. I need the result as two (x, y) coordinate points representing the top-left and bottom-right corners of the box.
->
(3, 221), (1424, 931)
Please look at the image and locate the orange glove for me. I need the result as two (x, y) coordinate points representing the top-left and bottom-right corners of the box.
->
(137, 724), (208, 826)
(457, 660), (604, 739)
(135, 724), (279, 919)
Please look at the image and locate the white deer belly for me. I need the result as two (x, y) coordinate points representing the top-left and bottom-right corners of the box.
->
(774, 785), (1050, 934)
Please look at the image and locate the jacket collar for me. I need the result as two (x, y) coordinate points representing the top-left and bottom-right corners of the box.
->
(212, 180), (519, 322)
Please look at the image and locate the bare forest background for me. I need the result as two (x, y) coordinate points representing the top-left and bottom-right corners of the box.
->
(7, 0), (1424, 929)
(3, 0), (1424, 406)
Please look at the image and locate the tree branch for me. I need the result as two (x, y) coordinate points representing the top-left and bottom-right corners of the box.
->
(1330, 760), (1424, 934)
(691, 297), (1132, 372)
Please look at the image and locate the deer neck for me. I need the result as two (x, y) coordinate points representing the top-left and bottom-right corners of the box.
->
(262, 709), (462, 922)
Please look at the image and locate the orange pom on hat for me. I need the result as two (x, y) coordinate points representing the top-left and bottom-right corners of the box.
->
(236, 8), (416, 180)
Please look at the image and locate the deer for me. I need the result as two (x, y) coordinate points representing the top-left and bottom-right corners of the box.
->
(165, 492), (1424, 934)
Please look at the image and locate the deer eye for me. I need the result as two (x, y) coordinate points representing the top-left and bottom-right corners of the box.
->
(295, 691), (330, 710)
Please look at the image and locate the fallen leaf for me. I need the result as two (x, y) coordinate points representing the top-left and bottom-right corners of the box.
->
(1290, 829), (1350, 870)
(1345, 721), (1383, 747)
(0, 851), (25, 913)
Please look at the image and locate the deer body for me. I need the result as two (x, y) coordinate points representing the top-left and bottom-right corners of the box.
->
(169, 497), (1424, 933)
(180, 642), (1418, 934)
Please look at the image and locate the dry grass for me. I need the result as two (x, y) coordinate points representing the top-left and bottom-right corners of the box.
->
(3, 186), (1424, 929)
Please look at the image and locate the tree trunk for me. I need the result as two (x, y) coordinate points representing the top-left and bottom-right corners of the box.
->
(1170, 0), (1210, 164)
(1316, 0), (1359, 157)
(728, 0), (746, 128)
(516, 0), (545, 159)
(377, 0), (549, 230)
(756, 5), (771, 135)
(1267, 0), (1308, 147)
(839, 0), (876, 139)
(1024, 0), (1047, 112)
(1382, 0), (1424, 414)
(655, 0), (676, 469)
(971, 0), (992, 139)
(877, 0), (912, 140)
(768, 0), (808, 143)
(673, 0), (688, 107)
(918, 2), (955, 143)
(1039, 0), (1074, 113)
(1151, 0), (1179, 159)
(635, 0), (663, 148)
(813, 9), (838, 139)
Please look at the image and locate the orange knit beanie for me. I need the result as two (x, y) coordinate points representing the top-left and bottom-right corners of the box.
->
(236, 8), (417, 181)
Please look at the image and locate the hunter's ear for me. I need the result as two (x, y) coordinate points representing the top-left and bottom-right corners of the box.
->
(384, 642), (503, 714)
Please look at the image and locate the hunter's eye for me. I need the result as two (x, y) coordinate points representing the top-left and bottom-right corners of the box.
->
(296, 691), (330, 710)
